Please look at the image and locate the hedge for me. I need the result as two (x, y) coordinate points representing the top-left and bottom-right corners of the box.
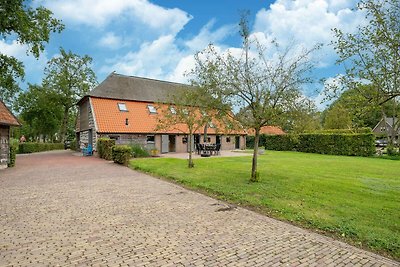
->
(18, 142), (64, 154)
(112, 145), (132, 165)
(97, 138), (115, 160)
(8, 140), (18, 167)
(265, 133), (375, 157)
(246, 134), (269, 149)
(305, 127), (372, 134)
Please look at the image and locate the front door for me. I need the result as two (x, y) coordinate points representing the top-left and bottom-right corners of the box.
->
(169, 135), (176, 152)
(235, 136), (240, 149)
(161, 135), (169, 153)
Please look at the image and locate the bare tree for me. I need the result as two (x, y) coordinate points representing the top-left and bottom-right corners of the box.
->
(190, 16), (319, 182)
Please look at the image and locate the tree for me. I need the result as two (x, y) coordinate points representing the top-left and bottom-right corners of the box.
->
(332, 0), (400, 143)
(190, 16), (319, 182)
(323, 103), (352, 129)
(16, 84), (63, 141)
(43, 48), (97, 142)
(0, 0), (64, 104)
(156, 87), (217, 168)
(283, 97), (321, 133)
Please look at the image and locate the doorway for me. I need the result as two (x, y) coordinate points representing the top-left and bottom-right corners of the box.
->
(161, 135), (169, 153)
(235, 136), (240, 149)
(169, 135), (176, 152)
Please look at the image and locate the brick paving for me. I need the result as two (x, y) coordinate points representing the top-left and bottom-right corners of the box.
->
(0, 150), (398, 267)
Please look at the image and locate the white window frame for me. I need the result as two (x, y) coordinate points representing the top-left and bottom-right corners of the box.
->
(118, 103), (128, 112)
(147, 105), (157, 114)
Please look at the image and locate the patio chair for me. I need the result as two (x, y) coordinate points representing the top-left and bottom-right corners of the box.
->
(82, 144), (93, 156)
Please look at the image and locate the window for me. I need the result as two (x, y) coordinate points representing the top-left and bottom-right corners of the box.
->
(147, 105), (157, 114)
(118, 103), (128, 112)
(147, 135), (155, 144)
(226, 137), (231, 143)
(380, 126), (386, 132)
(170, 106), (177, 114)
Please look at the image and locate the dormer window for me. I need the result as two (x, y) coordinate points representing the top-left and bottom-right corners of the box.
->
(170, 106), (177, 114)
(147, 105), (157, 114)
(118, 103), (128, 112)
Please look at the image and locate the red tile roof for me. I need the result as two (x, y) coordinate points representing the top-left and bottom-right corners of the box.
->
(0, 100), (20, 126)
(91, 97), (243, 134)
(247, 126), (285, 135)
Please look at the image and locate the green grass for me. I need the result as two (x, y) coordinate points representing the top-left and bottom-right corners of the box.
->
(129, 151), (400, 260)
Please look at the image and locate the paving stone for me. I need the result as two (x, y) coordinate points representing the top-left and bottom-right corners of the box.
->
(0, 150), (398, 266)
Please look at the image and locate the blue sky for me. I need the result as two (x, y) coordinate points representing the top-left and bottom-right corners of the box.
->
(1, 0), (365, 108)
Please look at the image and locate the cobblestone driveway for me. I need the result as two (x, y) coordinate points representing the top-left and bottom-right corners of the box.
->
(0, 150), (398, 266)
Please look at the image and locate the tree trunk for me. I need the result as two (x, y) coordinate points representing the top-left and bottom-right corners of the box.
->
(250, 128), (260, 182)
(188, 132), (194, 168)
(60, 106), (69, 142)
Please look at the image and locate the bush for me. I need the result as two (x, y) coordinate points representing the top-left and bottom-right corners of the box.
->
(305, 127), (372, 134)
(265, 133), (375, 157)
(386, 145), (399, 156)
(246, 134), (269, 149)
(8, 139), (18, 167)
(112, 145), (132, 165)
(70, 139), (78, 151)
(18, 142), (64, 154)
(97, 138), (115, 160)
(129, 143), (150, 158)
(265, 134), (299, 151)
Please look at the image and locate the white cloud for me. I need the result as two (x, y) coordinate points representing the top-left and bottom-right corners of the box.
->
(184, 20), (235, 51)
(100, 35), (184, 80)
(99, 32), (123, 49)
(42, 0), (191, 35)
(253, 0), (365, 66)
(0, 39), (27, 57)
(0, 39), (48, 85)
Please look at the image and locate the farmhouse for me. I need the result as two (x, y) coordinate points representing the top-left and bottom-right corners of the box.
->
(372, 117), (399, 141)
(0, 100), (20, 169)
(76, 73), (246, 153)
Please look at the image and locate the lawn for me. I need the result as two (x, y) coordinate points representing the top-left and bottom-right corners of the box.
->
(129, 151), (400, 259)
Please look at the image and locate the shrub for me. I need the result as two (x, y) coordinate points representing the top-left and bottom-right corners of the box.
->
(265, 133), (375, 157)
(8, 139), (18, 167)
(386, 145), (399, 156)
(112, 145), (132, 165)
(70, 139), (78, 151)
(18, 142), (64, 154)
(265, 134), (299, 151)
(129, 143), (150, 158)
(246, 134), (269, 148)
(97, 138), (115, 160)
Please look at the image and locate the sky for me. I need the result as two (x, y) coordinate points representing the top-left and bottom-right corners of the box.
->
(1, 0), (366, 109)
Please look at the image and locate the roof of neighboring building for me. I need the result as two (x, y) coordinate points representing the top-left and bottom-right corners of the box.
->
(0, 100), (20, 126)
(247, 126), (285, 135)
(91, 97), (242, 134)
(372, 117), (399, 132)
(87, 72), (189, 103)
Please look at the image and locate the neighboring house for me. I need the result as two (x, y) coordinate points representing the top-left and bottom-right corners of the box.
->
(372, 117), (399, 141)
(76, 73), (246, 153)
(0, 100), (21, 169)
(247, 126), (286, 136)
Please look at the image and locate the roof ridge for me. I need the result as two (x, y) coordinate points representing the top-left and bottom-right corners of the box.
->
(110, 72), (189, 87)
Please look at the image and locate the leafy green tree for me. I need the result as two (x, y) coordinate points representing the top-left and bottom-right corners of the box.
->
(332, 0), (400, 143)
(16, 84), (63, 141)
(190, 16), (319, 182)
(284, 98), (321, 133)
(323, 103), (352, 129)
(0, 0), (63, 104)
(43, 48), (97, 142)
